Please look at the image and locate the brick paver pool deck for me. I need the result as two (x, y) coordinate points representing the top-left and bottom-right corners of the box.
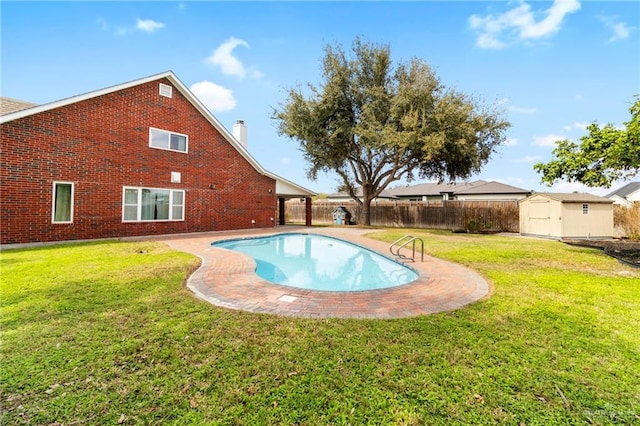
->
(153, 226), (491, 319)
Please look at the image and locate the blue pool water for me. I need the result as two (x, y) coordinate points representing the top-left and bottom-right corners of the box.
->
(212, 233), (418, 292)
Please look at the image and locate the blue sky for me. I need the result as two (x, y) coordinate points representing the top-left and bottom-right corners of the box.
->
(2, 1), (638, 195)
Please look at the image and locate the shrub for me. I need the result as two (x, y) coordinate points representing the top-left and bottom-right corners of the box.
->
(614, 203), (640, 240)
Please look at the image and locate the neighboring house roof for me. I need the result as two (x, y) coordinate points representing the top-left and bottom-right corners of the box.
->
(0, 97), (38, 115)
(523, 193), (613, 204)
(0, 71), (315, 198)
(325, 188), (397, 200)
(387, 180), (529, 197)
(453, 181), (530, 195)
(388, 180), (486, 197)
(605, 182), (640, 199)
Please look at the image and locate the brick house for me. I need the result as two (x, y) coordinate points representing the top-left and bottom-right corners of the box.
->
(0, 71), (314, 245)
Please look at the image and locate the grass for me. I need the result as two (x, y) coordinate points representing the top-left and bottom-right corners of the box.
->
(1, 231), (639, 425)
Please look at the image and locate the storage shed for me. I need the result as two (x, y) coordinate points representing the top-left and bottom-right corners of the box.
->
(519, 193), (614, 239)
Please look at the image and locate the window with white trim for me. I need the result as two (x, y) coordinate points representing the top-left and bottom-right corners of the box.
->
(582, 203), (589, 215)
(123, 187), (185, 222)
(52, 181), (74, 223)
(149, 127), (188, 153)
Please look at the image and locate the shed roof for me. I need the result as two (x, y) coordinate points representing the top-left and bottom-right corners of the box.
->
(523, 192), (613, 204)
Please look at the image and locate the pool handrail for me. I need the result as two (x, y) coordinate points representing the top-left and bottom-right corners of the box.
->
(390, 235), (424, 262)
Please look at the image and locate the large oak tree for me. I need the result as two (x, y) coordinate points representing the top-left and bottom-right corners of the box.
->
(273, 38), (510, 225)
(534, 98), (640, 188)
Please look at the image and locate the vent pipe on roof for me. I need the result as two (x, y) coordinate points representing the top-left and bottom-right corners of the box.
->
(233, 119), (247, 149)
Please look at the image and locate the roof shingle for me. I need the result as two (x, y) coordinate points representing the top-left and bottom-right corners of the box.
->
(0, 97), (37, 115)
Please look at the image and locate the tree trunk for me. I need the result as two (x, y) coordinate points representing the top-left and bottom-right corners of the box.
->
(360, 197), (372, 226)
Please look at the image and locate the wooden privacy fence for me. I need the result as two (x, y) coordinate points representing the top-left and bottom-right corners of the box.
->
(285, 201), (520, 232)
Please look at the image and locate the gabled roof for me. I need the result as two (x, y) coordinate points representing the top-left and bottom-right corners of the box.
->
(1, 71), (315, 197)
(0, 97), (37, 115)
(524, 192), (613, 204)
(605, 182), (640, 199)
(326, 188), (397, 199)
(454, 181), (530, 195)
(388, 180), (529, 197)
(388, 180), (486, 197)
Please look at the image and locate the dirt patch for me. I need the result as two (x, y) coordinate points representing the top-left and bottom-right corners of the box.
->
(563, 239), (640, 268)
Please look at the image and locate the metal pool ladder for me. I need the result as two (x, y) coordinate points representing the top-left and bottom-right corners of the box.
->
(389, 235), (424, 263)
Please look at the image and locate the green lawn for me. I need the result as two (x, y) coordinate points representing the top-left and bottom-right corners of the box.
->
(1, 231), (639, 425)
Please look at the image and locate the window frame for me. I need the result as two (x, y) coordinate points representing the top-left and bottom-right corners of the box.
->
(122, 186), (186, 222)
(582, 203), (589, 215)
(159, 83), (173, 98)
(148, 127), (188, 153)
(52, 181), (74, 224)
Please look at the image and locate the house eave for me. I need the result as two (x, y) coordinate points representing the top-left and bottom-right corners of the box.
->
(1, 71), (304, 190)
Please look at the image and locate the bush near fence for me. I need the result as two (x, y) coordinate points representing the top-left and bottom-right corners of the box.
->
(614, 203), (640, 240)
(285, 200), (520, 233)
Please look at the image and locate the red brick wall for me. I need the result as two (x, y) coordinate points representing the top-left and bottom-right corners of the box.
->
(0, 78), (277, 244)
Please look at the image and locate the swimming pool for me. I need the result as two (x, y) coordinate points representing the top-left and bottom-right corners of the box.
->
(212, 233), (419, 292)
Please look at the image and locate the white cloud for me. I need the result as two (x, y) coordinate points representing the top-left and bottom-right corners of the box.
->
(505, 137), (519, 146)
(508, 105), (537, 114)
(514, 155), (543, 163)
(98, 17), (164, 35)
(136, 19), (165, 33)
(532, 133), (566, 147)
(281, 157), (292, 166)
(562, 121), (590, 132)
(598, 16), (633, 42)
(206, 37), (255, 79)
(469, 0), (581, 49)
(190, 81), (236, 112)
(609, 22), (632, 41)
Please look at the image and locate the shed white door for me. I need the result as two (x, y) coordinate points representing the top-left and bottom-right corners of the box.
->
(528, 200), (551, 236)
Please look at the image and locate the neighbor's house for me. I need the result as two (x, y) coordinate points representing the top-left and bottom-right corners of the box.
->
(388, 180), (530, 202)
(519, 193), (614, 239)
(0, 71), (315, 245)
(322, 188), (397, 203)
(0, 97), (37, 115)
(605, 181), (640, 207)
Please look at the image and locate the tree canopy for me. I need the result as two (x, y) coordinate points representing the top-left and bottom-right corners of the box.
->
(273, 38), (510, 225)
(534, 98), (640, 188)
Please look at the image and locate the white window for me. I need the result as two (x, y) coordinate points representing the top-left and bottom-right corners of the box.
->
(149, 127), (188, 153)
(123, 187), (185, 222)
(52, 181), (74, 223)
(582, 203), (589, 215)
